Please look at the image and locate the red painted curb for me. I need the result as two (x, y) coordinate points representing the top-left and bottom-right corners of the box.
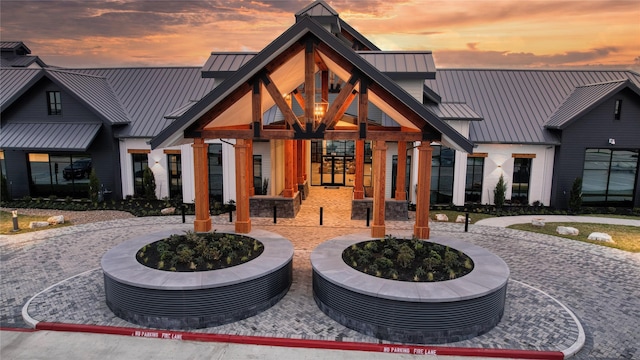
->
(0, 327), (37, 333)
(36, 322), (564, 359)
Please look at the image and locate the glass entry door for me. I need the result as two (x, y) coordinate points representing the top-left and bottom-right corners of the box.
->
(321, 155), (353, 186)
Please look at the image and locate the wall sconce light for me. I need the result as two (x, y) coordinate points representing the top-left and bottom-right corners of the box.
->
(608, 138), (616, 145)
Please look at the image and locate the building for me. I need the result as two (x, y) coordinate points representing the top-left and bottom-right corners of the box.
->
(2, 1), (639, 221)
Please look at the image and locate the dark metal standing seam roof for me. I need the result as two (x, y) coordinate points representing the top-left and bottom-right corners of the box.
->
(151, 16), (473, 153)
(357, 52), (436, 79)
(0, 68), (42, 110)
(201, 53), (258, 78)
(71, 67), (217, 138)
(426, 69), (640, 144)
(545, 80), (640, 129)
(0, 41), (31, 53)
(45, 69), (131, 125)
(0, 122), (102, 151)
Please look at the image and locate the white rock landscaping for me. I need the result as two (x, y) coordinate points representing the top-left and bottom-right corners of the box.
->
(435, 213), (449, 222)
(47, 215), (65, 225)
(588, 232), (614, 243)
(160, 207), (176, 215)
(556, 226), (579, 236)
(29, 221), (49, 229)
(532, 218), (545, 227)
(455, 215), (470, 223)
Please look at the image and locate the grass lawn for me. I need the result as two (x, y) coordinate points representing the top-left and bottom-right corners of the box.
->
(509, 222), (640, 253)
(0, 211), (72, 235)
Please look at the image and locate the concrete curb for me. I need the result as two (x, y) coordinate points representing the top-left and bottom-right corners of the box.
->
(34, 322), (565, 359)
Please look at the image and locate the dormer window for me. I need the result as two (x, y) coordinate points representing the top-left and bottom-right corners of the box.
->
(614, 99), (622, 120)
(47, 91), (62, 115)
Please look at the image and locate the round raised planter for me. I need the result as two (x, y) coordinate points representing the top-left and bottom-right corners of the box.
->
(311, 233), (509, 344)
(101, 228), (293, 330)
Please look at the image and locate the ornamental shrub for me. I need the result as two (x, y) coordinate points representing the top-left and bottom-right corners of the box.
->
(494, 174), (507, 208)
(568, 177), (582, 214)
(142, 167), (157, 200)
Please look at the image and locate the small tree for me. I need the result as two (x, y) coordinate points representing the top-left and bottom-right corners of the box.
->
(88, 169), (100, 203)
(493, 174), (507, 208)
(142, 167), (157, 200)
(569, 177), (583, 214)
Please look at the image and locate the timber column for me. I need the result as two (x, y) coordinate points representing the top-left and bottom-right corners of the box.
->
(414, 142), (432, 239)
(371, 140), (387, 238)
(192, 138), (211, 232)
(235, 139), (251, 233)
(395, 141), (407, 200)
(283, 140), (295, 198)
(353, 139), (365, 199)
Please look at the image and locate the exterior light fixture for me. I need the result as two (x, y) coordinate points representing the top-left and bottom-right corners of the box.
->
(314, 102), (328, 121)
(608, 138), (616, 145)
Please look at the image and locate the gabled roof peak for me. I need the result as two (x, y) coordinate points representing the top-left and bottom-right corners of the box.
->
(295, 1), (339, 18)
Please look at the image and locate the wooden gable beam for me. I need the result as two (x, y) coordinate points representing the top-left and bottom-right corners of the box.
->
(185, 82), (252, 137)
(359, 78), (369, 139)
(368, 81), (440, 141)
(252, 80), (263, 138)
(304, 39), (316, 129)
(316, 72), (359, 133)
(260, 72), (304, 134)
(292, 88), (305, 110)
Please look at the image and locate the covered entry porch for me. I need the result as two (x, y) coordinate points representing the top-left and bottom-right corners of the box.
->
(151, 16), (473, 239)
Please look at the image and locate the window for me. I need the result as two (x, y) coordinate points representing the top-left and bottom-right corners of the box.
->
(614, 99), (622, 120)
(465, 156), (485, 203)
(512, 158), (532, 205)
(167, 154), (182, 199)
(47, 91), (62, 115)
(132, 153), (148, 197)
(431, 146), (455, 204)
(582, 149), (638, 205)
(208, 144), (223, 203)
(28, 153), (92, 197)
(253, 155), (264, 195)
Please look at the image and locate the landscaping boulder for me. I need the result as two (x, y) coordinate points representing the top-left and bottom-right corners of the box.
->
(435, 213), (449, 222)
(556, 226), (579, 236)
(532, 218), (545, 227)
(47, 215), (65, 225)
(455, 215), (470, 223)
(160, 207), (176, 215)
(588, 232), (614, 243)
(29, 221), (49, 229)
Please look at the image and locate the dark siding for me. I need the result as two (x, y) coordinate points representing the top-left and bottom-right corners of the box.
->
(1, 78), (122, 199)
(3, 78), (97, 122)
(551, 88), (640, 208)
(3, 150), (29, 199)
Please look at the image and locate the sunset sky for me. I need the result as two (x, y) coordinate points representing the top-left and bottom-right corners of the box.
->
(2, 0), (639, 70)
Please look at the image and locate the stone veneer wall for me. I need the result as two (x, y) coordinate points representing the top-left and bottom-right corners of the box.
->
(351, 198), (408, 220)
(250, 192), (302, 218)
(298, 181), (310, 200)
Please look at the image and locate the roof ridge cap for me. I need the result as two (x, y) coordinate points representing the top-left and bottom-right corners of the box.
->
(576, 79), (628, 88)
